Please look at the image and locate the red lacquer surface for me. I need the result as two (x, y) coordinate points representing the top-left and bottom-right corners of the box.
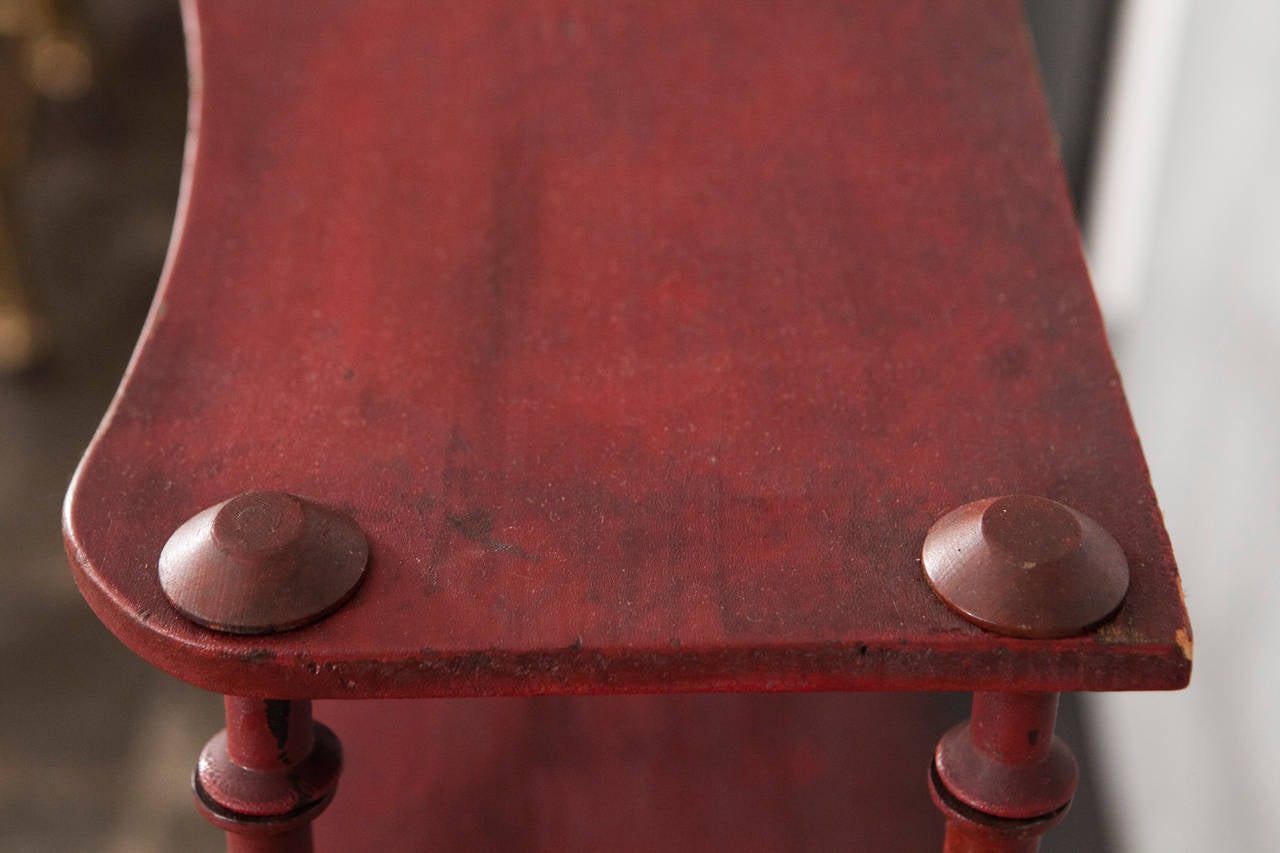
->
(314, 693), (948, 852)
(65, 0), (1191, 698)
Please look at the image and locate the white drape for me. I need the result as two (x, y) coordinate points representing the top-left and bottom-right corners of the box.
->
(1086, 2), (1280, 850)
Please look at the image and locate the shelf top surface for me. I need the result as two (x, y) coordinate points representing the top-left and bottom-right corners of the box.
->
(65, 0), (1191, 698)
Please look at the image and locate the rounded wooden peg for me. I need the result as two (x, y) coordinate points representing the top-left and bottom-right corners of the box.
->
(922, 495), (1129, 638)
(159, 490), (368, 634)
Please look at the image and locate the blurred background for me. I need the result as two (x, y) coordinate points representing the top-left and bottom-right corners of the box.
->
(0, 0), (1273, 850)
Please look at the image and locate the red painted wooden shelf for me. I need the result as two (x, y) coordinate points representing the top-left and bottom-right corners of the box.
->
(316, 693), (952, 851)
(65, 0), (1190, 701)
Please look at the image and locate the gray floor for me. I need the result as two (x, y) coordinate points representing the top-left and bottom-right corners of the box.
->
(1, 3), (220, 850)
(0, 3), (1110, 850)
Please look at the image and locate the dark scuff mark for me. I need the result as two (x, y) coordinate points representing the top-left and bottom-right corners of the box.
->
(987, 342), (1029, 379)
(423, 427), (480, 590)
(446, 508), (537, 561)
(264, 699), (291, 755)
(448, 507), (497, 540)
(1028, 728), (1040, 747)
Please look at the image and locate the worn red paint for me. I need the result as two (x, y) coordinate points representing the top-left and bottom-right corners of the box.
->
(932, 692), (1078, 851)
(196, 698), (341, 851)
(60, 0), (1191, 850)
(63, 0), (1189, 700)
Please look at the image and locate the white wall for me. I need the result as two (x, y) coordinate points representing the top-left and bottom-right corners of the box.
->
(1086, 2), (1280, 850)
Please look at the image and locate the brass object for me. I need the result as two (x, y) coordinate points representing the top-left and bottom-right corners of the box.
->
(0, 0), (94, 374)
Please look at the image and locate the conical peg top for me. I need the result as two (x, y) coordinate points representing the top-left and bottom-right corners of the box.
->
(159, 491), (368, 634)
(922, 495), (1129, 638)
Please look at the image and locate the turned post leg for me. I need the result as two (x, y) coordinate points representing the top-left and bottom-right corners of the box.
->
(930, 691), (1077, 852)
(194, 697), (342, 853)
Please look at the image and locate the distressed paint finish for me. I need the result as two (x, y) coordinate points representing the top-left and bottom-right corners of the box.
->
(931, 692), (1077, 852)
(63, 0), (1190, 700)
(196, 698), (341, 851)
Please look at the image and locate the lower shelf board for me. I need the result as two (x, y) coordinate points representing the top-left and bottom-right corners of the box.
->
(315, 692), (961, 851)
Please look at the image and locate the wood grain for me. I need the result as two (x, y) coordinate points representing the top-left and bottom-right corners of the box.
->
(64, 0), (1190, 698)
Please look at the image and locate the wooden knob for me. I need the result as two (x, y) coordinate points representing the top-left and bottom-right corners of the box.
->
(159, 491), (368, 634)
(922, 495), (1129, 638)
